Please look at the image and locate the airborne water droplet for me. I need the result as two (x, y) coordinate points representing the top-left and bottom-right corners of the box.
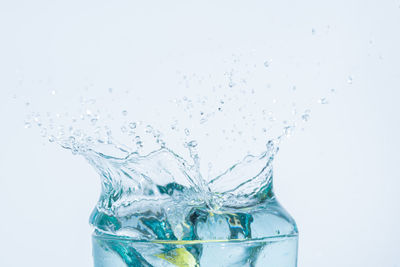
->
(184, 128), (190, 136)
(318, 97), (328, 104)
(347, 76), (353, 84)
(129, 122), (137, 129)
(145, 125), (153, 133)
(302, 113), (310, 122)
(284, 126), (294, 137)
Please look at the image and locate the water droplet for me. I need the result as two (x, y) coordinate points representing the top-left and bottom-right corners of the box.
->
(24, 122), (31, 128)
(145, 125), (153, 133)
(302, 113), (310, 122)
(184, 128), (190, 136)
(284, 126), (294, 137)
(187, 140), (198, 148)
(136, 140), (143, 148)
(129, 122), (137, 129)
(347, 76), (353, 84)
(122, 110), (128, 116)
(48, 135), (55, 142)
(40, 128), (47, 137)
(318, 97), (328, 104)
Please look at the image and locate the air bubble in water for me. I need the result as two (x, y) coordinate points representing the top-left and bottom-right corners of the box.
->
(264, 61), (270, 67)
(129, 122), (137, 129)
(122, 110), (128, 116)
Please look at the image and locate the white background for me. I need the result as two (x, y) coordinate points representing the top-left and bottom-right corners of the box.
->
(1, 0), (400, 266)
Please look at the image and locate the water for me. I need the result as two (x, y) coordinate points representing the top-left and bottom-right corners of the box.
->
(57, 134), (297, 266)
(93, 233), (298, 267)
(22, 59), (317, 266)
(25, 105), (300, 266)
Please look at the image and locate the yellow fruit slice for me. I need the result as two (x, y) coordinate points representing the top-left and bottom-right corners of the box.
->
(155, 247), (198, 267)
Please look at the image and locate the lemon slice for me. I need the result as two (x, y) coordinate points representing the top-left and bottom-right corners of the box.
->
(155, 247), (198, 267)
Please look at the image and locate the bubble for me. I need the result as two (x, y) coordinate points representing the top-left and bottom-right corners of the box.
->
(108, 88), (113, 93)
(263, 61), (270, 67)
(25, 102), (30, 107)
(330, 88), (336, 93)
(129, 122), (137, 129)
(292, 86), (297, 91)
(121, 126), (127, 133)
(90, 118), (98, 125)
(312, 28), (316, 35)
(122, 110), (128, 116)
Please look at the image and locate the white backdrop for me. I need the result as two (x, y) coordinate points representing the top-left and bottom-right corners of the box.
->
(1, 0), (400, 266)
